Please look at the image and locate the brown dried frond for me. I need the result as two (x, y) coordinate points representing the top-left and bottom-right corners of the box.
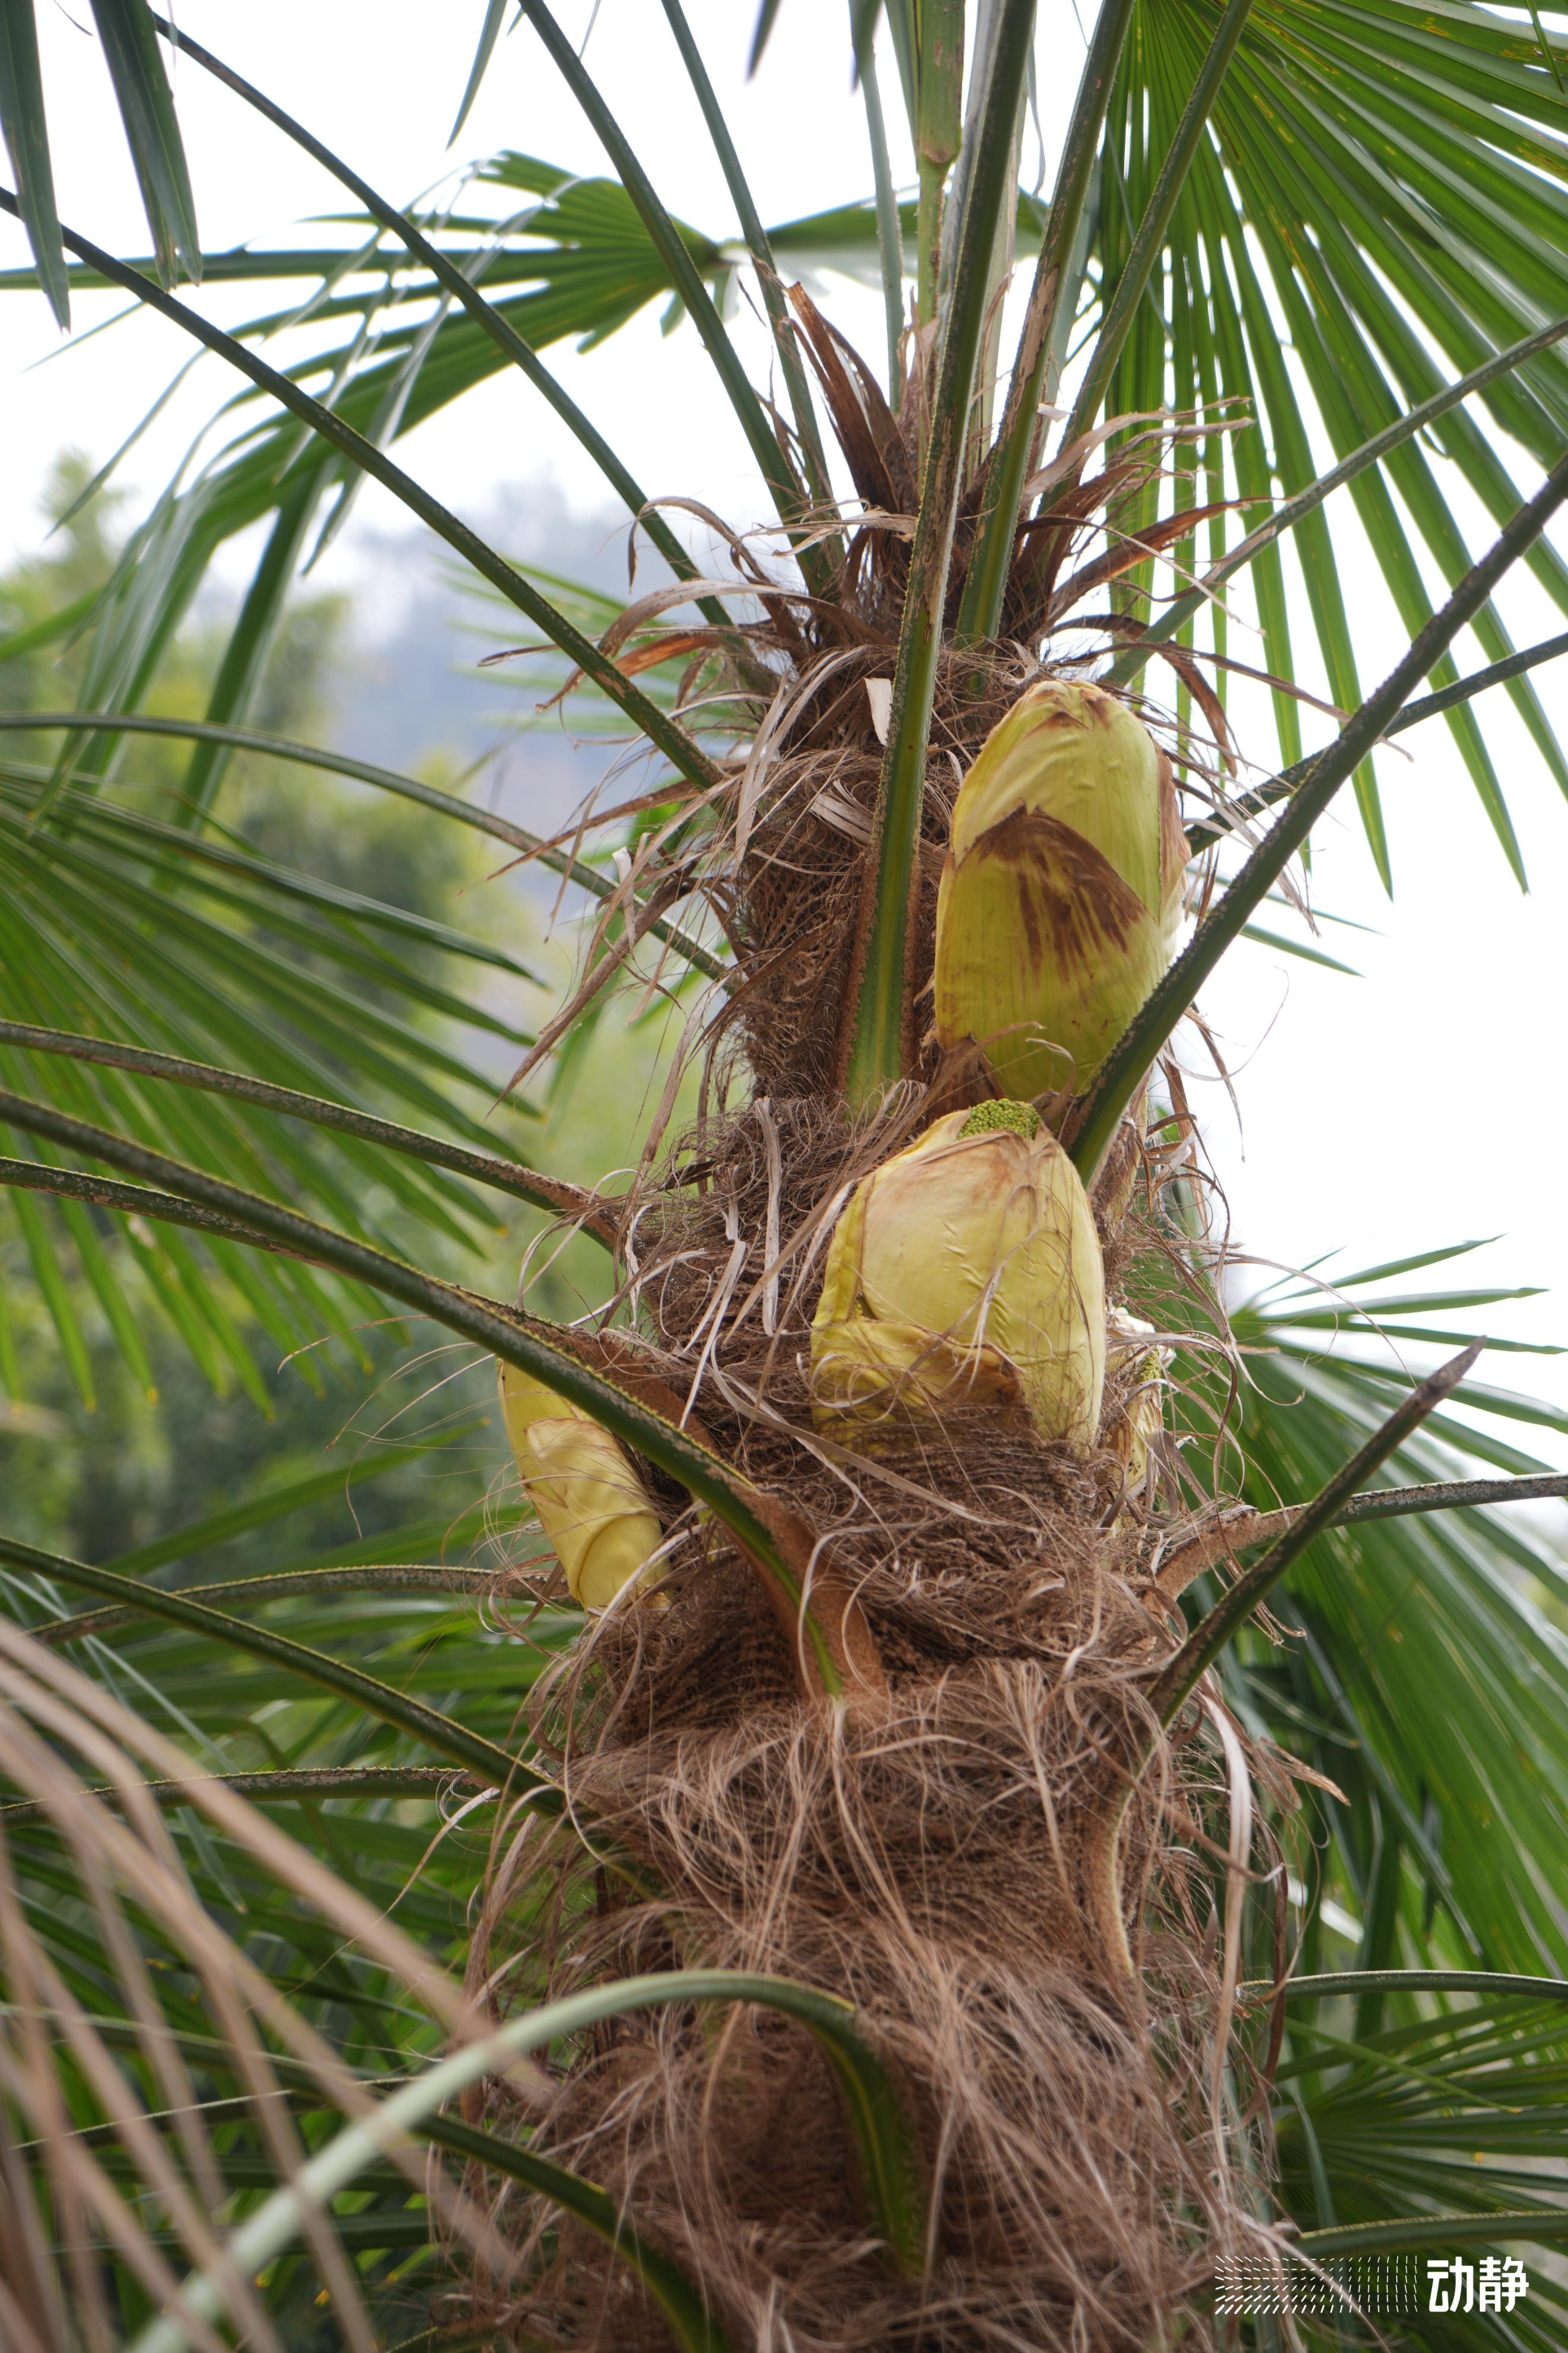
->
(0, 1623), (526, 2350)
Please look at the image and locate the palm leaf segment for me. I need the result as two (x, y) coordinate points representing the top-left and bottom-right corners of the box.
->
(1157, 1248), (1568, 2337)
(1166, 1244), (1568, 1977)
(1122, 0), (1568, 884)
(0, 757), (550, 1402)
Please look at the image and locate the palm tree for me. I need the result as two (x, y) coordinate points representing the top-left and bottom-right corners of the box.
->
(2, 3), (1568, 2346)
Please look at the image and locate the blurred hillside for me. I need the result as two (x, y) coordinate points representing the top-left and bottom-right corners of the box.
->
(321, 480), (677, 841)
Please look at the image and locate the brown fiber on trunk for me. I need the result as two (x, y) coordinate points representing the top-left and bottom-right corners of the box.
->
(453, 351), (1297, 2352)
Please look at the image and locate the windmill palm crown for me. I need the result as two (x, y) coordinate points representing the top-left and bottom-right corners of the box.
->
(0, 5), (1567, 2348)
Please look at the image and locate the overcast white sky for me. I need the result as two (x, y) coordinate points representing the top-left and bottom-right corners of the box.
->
(2, 1), (1566, 1484)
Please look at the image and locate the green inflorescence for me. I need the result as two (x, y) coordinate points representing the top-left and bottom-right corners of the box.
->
(958, 1099), (1042, 1141)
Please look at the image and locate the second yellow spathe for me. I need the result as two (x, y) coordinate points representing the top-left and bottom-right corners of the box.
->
(810, 1104), (1106, 1451)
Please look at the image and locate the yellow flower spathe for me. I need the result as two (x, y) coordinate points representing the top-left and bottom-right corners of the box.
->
(934, 679), (1185, 1102)
(497, 1365), (664, 1611)
(810, 1104), (1106, 1451)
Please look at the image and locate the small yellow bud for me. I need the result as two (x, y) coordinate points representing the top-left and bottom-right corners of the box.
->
(497, 1365), (664, 1611)
(810, 1106), (1106, 1451)
(1104, 1308), (1169, 1499)
(934, 679), (1185, 1102)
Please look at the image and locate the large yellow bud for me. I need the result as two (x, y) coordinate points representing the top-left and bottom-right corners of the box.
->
(809, 1100), (1105, 1452)
(934, 679), (1185, 1102)
(497, 1366), (664, 1611)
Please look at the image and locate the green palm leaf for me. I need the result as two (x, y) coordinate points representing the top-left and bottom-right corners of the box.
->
(0, 0), (68, 325)
(1109, 0), (1568, 875)
(0, 758), (542, 1386)
(1270, 1980), (1568, 2348)
(1160, 1244), (1568, 1979)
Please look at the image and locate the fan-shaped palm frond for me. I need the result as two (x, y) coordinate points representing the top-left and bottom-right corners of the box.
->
(1270, 1976), (1568, 2349)
(1152, 1240), (1568, 1979)
(0, 755), (546, 1395)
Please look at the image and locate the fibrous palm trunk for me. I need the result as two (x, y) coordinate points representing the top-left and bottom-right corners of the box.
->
(460, 330), (1283, 2353)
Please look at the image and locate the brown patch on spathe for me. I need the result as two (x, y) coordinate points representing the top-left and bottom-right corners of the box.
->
(954, 806), (1149, 984)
